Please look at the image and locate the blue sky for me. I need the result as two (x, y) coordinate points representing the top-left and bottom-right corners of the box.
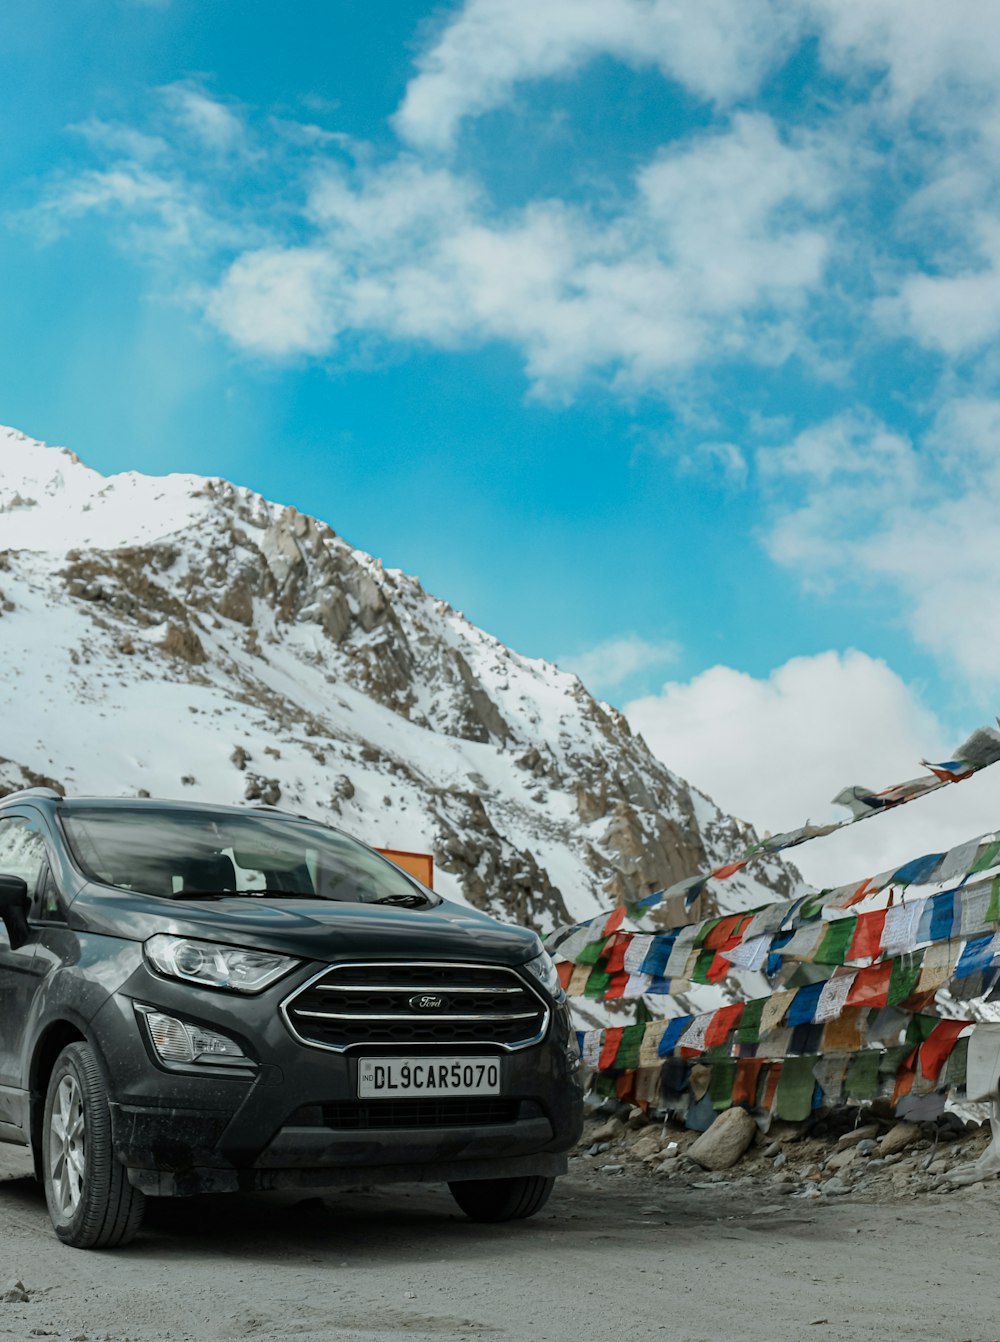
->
(4, 0), (1000, 879)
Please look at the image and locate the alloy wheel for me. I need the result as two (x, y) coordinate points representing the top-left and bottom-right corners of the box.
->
(48, 1073), (86, 1220)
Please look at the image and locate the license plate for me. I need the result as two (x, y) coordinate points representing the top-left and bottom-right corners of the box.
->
(357, 1056), (501, 1098)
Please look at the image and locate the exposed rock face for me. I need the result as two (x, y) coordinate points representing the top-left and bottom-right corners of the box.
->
(0, 425), (803, 929)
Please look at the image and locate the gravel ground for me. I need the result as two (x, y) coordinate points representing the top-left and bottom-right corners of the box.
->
(2, 1144), (1000, 1342)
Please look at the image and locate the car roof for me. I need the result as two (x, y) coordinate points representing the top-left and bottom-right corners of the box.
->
(0, 793), (307, 821)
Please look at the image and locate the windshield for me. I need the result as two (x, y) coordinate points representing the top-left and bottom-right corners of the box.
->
(60, 806), (438, 905)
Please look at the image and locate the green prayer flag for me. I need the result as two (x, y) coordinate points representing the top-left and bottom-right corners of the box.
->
(814, 917), (857, 965)
(694, 918), (722, 949)
(988, 874), (1000, 924)
(577, 935), (610, 966)
(774, 1056), (817, 1121)
(709, 1059), (738, 1111)
(971, 840), (1000, 876)
(583, 969), (611, 999)
(845, 1050), (880, 1100)
(943, 1036), (968, 1088)
(738, 997), (765, 1045)
(800, 894), (828, 921)
(615, 1023), (644, 1071)
(887, 952), (924, 1006)
(691, 948), (717, 984)
(904, 1013), (938, 1047)
(878, 1045), (910, 1077)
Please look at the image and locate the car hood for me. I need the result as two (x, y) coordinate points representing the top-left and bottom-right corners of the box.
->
(71, 883), (540, 966)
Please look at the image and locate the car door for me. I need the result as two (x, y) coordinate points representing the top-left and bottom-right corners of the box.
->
(0, 814), (49, 1127)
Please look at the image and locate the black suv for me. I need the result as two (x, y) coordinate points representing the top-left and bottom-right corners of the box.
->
(0, 791), (582, 1248)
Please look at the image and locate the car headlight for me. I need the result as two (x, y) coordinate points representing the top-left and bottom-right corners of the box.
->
(144, 934), (299, 993)
(521, 947), (565, 1001)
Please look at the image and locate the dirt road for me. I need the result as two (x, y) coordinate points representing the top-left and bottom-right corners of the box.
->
(1, 1144), (997, 1342)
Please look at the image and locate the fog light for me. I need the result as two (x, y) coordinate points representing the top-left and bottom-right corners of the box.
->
(137, 1006), (250, 1067)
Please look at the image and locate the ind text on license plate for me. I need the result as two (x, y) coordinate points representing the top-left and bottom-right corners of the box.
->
(358, 1056), (501, 1098)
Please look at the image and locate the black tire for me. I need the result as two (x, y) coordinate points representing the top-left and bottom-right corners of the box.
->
(41, 1042), (146, 1249)
(448, 1174), (555, 1222)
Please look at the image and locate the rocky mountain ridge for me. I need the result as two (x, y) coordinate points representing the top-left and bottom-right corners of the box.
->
(0, 424), (802, 930)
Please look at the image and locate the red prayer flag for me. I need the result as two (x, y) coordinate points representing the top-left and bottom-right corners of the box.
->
(846, 960), (892, 1008)
(711, 859), (748, 881)
(604, 933), (630, 975)
(599, 1027), (624, 1070)
(762, 1063), (782, 1110)
(556, 960), (573, 991)
(603, 906), (626, 935)
(732, 1058), (766, 1108)
(845, 877), (875, 907)
(604, 972), (630, 1000)
(704, 1003), (744, 1049)
(918, 1019), (969, 1083)
(704, 914), (743, 951)
(615, 1070), (638, 1103)
(706, 952), (732, 983)
(891, 1067), (915, 1106)
(849, 909), (887, 961)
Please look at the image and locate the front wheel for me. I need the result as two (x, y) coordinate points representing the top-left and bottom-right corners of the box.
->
(448, 1174), (555, 1222)
(42, 1042), (146, 1249)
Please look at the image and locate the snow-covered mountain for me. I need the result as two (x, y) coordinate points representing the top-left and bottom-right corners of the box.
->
(0, 425), (803, 931)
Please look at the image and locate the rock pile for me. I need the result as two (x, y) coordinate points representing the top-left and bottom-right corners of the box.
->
(574, 1101), (997, 1201)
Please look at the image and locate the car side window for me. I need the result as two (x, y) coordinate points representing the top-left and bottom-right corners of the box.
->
(0, 816), (49, 912)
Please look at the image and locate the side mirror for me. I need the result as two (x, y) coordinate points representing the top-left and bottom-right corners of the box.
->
(0, 876), (29, 950)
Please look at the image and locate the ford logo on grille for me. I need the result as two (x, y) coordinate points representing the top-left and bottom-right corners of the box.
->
(409, 994), (445, 1011)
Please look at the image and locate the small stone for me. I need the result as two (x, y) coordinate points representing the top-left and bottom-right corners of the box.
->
(821, 1175), (852, 1197)
(601, 1164), (624, 1175)
(773, 1151), (787, 1169)
(2, 1281), (28, 1304)
(855, 1139), (878, 1156)
(762, 1141), (780, 1158)
(879, 1121), (920, 1156)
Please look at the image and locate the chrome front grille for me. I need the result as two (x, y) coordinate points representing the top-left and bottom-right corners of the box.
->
(281, 961), (549, 1053)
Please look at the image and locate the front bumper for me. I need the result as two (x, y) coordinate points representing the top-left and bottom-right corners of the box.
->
(91, 963), (583, 1197)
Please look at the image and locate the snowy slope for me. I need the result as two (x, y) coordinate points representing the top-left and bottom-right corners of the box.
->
(0, 425), (804, 932)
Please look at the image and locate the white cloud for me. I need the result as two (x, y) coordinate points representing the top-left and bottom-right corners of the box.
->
(807, 0), (1000, 115)
(161, 83), (246, 154)
(888, 217), (1000, 355)
(680, 441), (748, 486)
(35, 164), (217, 254)
(395, 0), (800, 149)
(201, 114), (833, 381)
(205, 247), (342, 357)
(758, 406), (1000, 688)
(626, 650), (1000, 887)
(558, 635), (680, 692)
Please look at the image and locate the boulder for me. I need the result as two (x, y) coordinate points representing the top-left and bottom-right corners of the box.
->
(590, 1117), (625, 1145)
(879, 1121), (921, 1156)
(825, 1148), (857, 1173)
(687, 1107), (757, 1171)
(629, 1134), (662, 1162)
(835, 1123), (880, 1151)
